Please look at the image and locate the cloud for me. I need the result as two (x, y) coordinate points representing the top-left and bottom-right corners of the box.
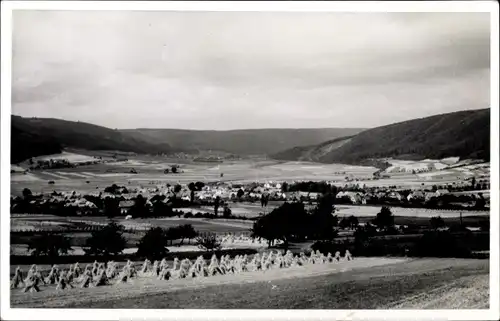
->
(11, 11), (490, 129)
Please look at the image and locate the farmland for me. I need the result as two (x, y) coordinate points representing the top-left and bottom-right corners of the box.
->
(11, 154), (490, 197)
(10, 257), (488, 309)
(9, 153), (491, 311)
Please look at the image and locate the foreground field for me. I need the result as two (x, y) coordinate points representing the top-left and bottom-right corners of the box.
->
(10, 258), (488, 309)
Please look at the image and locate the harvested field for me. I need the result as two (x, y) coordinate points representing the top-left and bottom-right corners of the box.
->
(10, 258), (488, 309)
(335, 205), (489, 218)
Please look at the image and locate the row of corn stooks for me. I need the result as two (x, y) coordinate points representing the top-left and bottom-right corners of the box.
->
(11, 250), (353, 293)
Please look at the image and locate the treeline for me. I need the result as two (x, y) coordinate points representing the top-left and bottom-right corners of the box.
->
(252, 199), (490, 258)
(312, 230), (489, 259)
(15, 222), (230, 261)
(251, 194), (338, 249)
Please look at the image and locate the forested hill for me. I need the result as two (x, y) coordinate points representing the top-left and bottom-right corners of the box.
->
(119, 128), (366, 156)
(11, 116), (173, 163)
(10, 115), (365, 163)
(272, 108), (491, 164)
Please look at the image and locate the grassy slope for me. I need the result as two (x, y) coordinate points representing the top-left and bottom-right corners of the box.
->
(11, 116), (173, 163)
(26, 258), (487, 309)
(272, 109), (490, 164)
(121, 128), (366, 156)
(272, 136), (355, 161)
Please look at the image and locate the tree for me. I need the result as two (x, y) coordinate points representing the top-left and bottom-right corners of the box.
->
(372, 206), (395, 231)
(165, 226), (180, 246)
(339, 217), (350, 230)
(223, 205), (232, 218)
(251, 202), (309, 250)
(178, 224), (198, 245)
(308, 192), (338, 240)
(174, 184), (182, 194)
(129, 194), (149, 218)
(152, 200), (173, 217)
(430, 216), (446, 230)
(104, 197), (120, 218)
(104, 184), (121, 194)
(194, 181), (205, 191)
(187, 182), (197, 203)
(84, 222), (126, 255)
(214, 196), (221, 217)
(237, 189), (245, 200)
(281, 182), (289, 193)
(260, 194), (269, 208)
(348, 215), (359, 229)
(196, 233), (222, 252)
(171, 165), (178, 174)
(27, 233), (72, 257)
(22, 188), (32, 200)
(136, 227), (170, 259)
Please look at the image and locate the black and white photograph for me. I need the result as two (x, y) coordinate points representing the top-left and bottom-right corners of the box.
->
(1, 1), (499, 320)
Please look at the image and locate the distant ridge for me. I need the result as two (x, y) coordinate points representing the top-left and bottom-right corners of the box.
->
(10, 116), (173, 163)
(10, 115), (365, 162)
(119, 127), (366, 156)
(271, 108), (490, 164)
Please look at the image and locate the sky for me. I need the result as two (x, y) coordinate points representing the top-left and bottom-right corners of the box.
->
(11, 11), (490, 130)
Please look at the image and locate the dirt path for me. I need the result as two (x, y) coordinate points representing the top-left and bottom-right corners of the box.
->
(11, 257), (405, 308)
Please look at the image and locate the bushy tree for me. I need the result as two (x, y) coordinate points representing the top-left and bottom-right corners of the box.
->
(129, 194), (149, 218)
(104, 197), (120, 218)
(308, 192), (337, 240)
(27, 233), (72, 257)
(22, 188), (32, 200)
(223, 205), (232, 218)
(194, 181), (205, 191)
(178, 224), (198, 245)
(136, 227), (170, 259)
(104, 184), (121, 194)
(237, 189), (245, 199)
(84, 222), (126, 255)
(430, 216), (446, 230)
(372, 206), (394, 231)
(152, 200), (173, 217)
(348, 215), (359, 229)
(251, 202), (309, 250)
(196, 233), (222, 252)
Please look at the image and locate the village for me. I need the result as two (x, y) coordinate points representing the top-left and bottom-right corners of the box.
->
(10, 173), (490, 219)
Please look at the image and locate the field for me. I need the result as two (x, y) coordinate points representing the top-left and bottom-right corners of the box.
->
(11, 214), (257, 257)
(10, 257), (488, 309)
(11, 153), (490, 197)
(335, 205), (488, 218)
(10, 158), (378, 196)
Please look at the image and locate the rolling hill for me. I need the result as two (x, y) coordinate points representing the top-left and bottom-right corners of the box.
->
(119, 128), (366, 156)
(272, 108), (490, 164)
(10, 116), (365, 163)
(10, 116), (174, 163)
